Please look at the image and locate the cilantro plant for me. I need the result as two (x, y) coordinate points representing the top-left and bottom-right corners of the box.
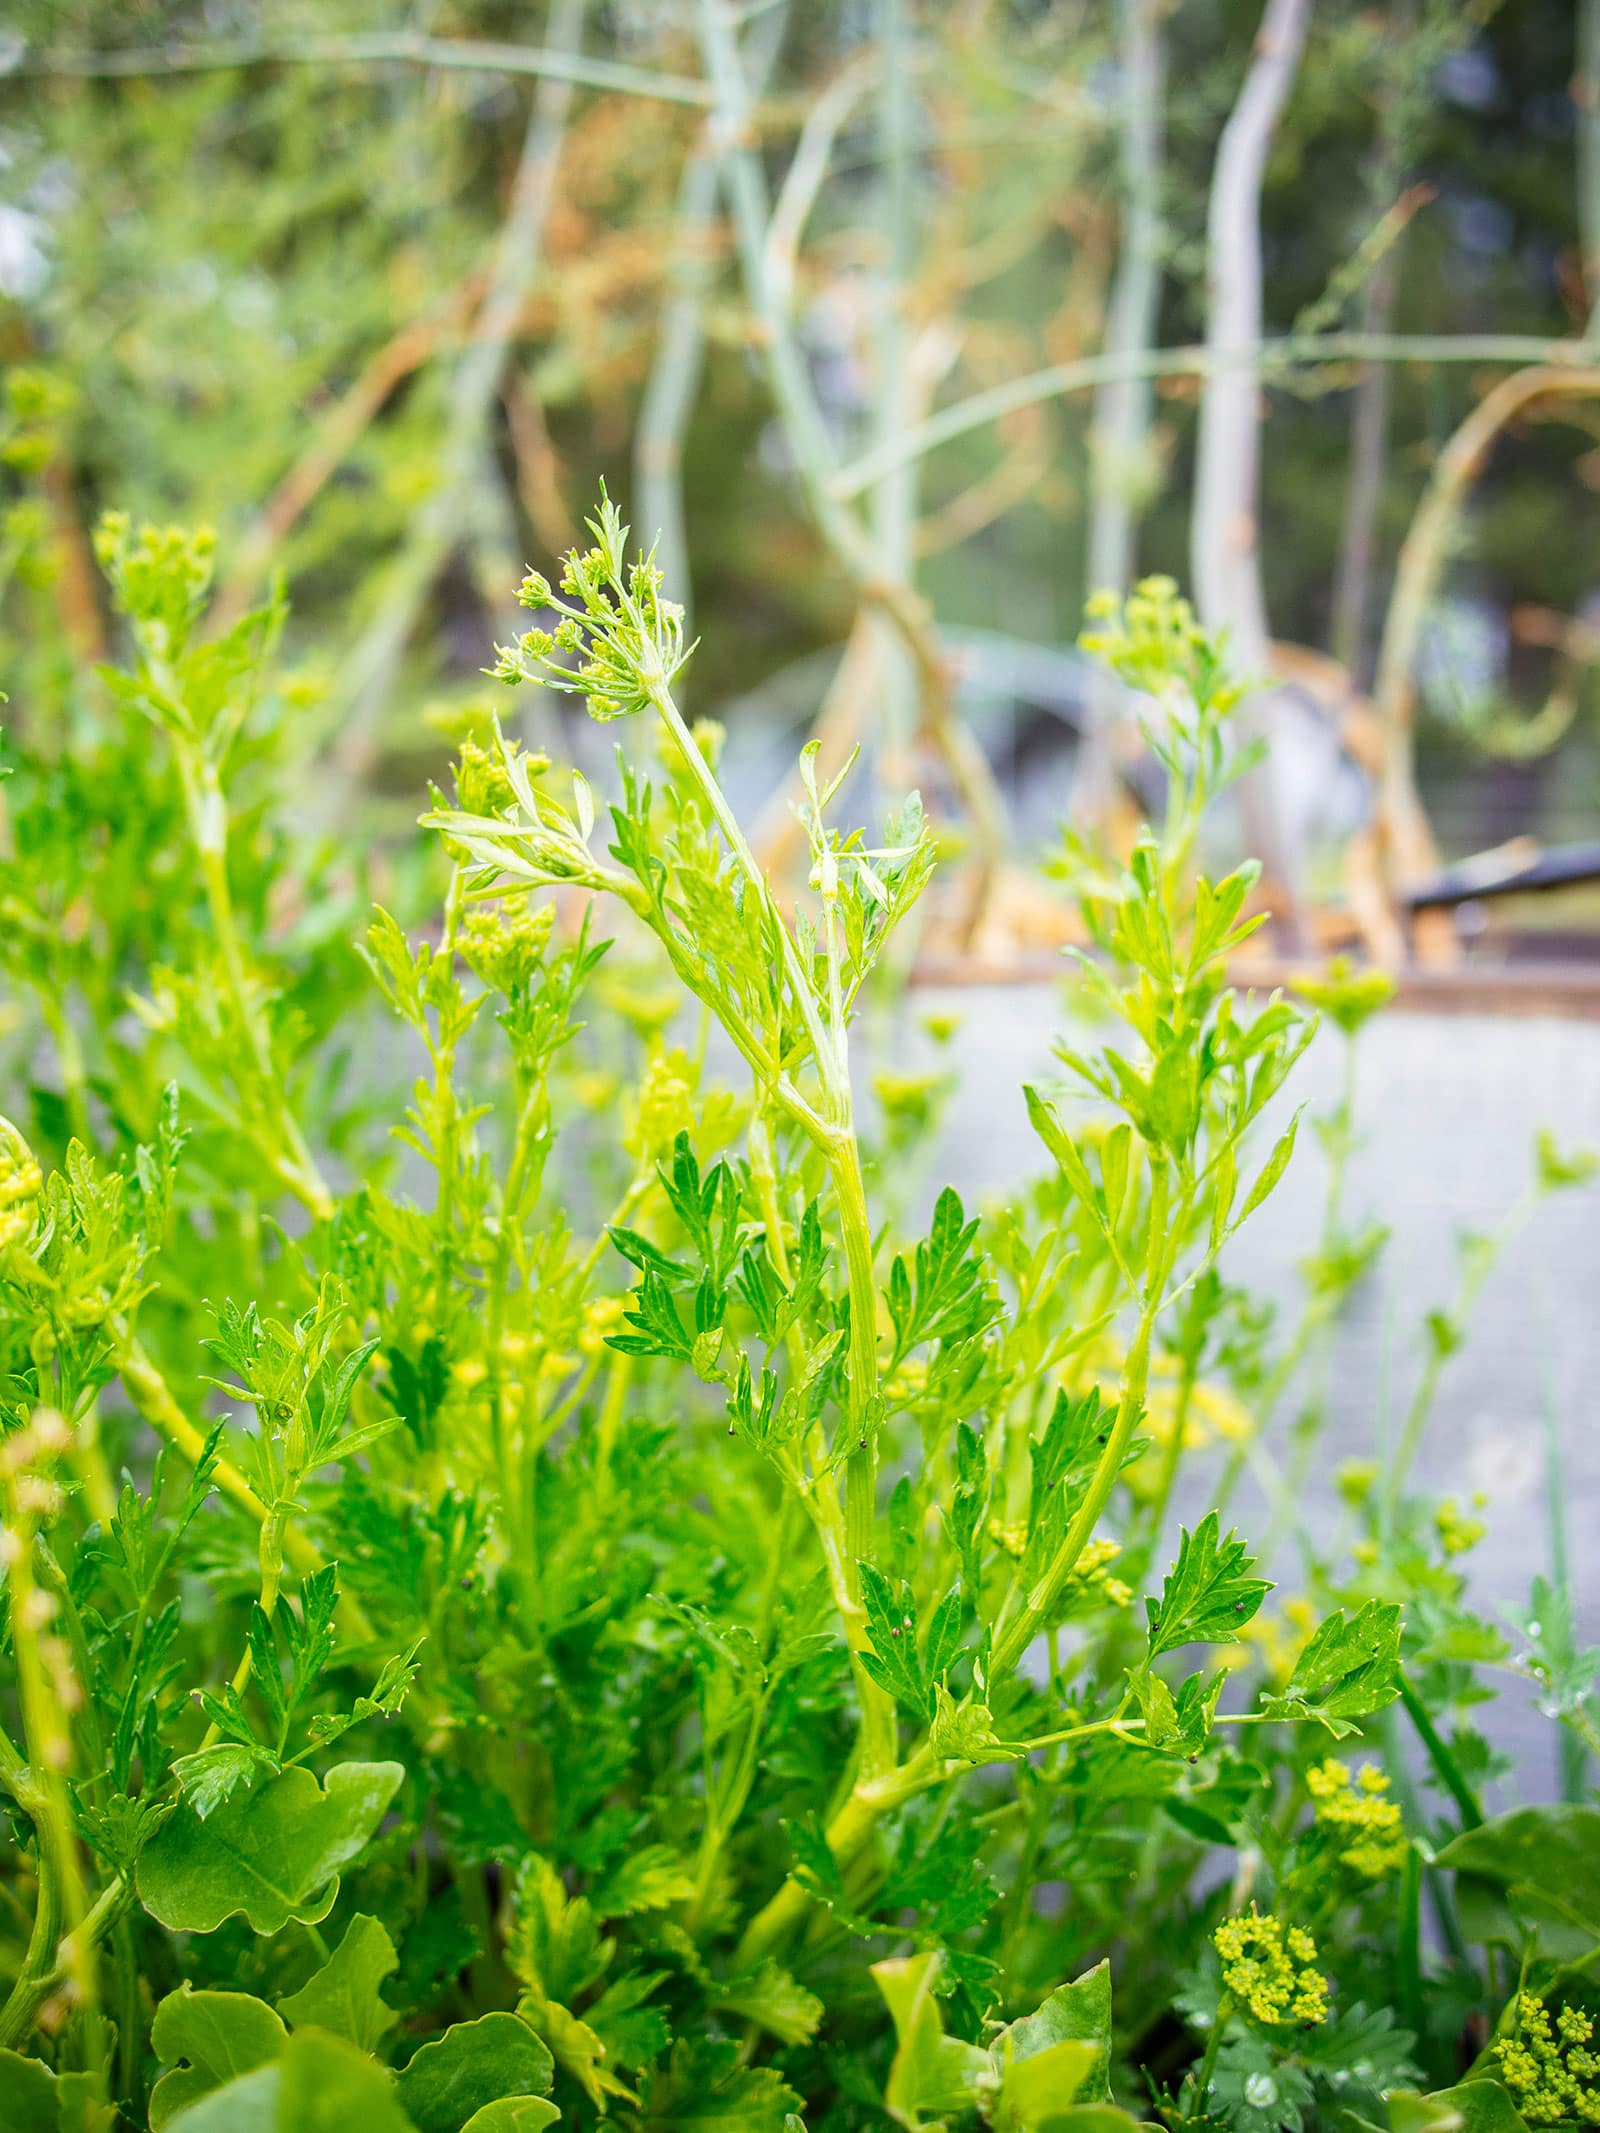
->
(0, 502), (1595, 2133)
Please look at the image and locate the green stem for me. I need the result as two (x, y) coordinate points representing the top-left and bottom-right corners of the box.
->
(731, 1745), (934, 1971)
(1137, 1344), (1198, 1580)
(181, 752), (335, 1222)
(1385, 1194), (1531, 1518)
(991, 1162), (1173, 1680)
(10, 28), (714, 104)
(1398, 1841), (1425, 2040)
(0, 1873), (128, 2052)
(0, 1469), (92, 2047)
(1191, 1992), (1233, 2106)
(1396, 1672), (1483, 1829)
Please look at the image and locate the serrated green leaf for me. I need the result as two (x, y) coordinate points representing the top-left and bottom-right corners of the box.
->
(873, 1951), (990, 2131)
(1145, 1513), (1270, 1657)
(712, 1960), (824, 2047)
(397, 2013), (555, 2133)
(137, 1761), (404, 1934)
(277, 1914), (398, 2052)
(1260, 1601), (1402, 1736)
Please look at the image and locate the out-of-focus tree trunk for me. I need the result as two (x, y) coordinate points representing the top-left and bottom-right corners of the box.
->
(1191, 0), (1312, 928)
(1086, 0), (1166, 607)
(873, 0), (921, 785)
(1331, 0), (1415, 689)
(1580, 0), (1600, 334)
(1079, 0), (1167, 819)
(634, 7), (790, 633)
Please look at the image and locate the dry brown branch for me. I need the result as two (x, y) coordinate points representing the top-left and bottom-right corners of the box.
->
(1373, 364), (1600, 899)
(211, 281), (484, 630)
(914, 415), (1053, 556)
(502, 371), (578, 557)
(42, 457), (104, 661)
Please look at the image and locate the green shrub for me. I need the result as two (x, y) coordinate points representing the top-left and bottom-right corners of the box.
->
(0, 499), (1595, 2132)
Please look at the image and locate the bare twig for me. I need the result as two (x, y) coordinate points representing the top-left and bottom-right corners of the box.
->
(1086, 0), (1166, 607)
(764, 52), (878, 315)
(503, 371), (577, 559)
(634, 140), (722, 615)
(696, 0), (1008, 880)
(1579, 0), (1600, 334)
(831, 331), (1600, 497)
(41, 457), (104, 661)
(8, 30), (712, 107)
(872, 0), (921, 777)
(212, 280), (484, 631)
(1331, 0), (1421, 684)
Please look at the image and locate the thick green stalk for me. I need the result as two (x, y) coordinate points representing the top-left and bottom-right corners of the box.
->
(1190, 1992), (1233, 2106)
(991, 1160), (1173, 1680)
(732, 1745), (934, 1971)
(0, 1463), (93, 2048)
(1396, 1672), (1483, 1829)
(177, 751), (335, 1222)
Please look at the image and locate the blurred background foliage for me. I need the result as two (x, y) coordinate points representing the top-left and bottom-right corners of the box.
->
(1, 0), (1597, 916)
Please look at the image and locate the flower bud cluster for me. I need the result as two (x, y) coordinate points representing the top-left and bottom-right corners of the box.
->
(1213, 1909), (1328, 2027)
(1495, 1994), (1600, 2125)
(0, 1118), (43, 1250)
(1305, 1757), (1407, 1879)
(491, 493), (688, 723)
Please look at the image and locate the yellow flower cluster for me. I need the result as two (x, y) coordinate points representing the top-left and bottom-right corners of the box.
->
(1290, 955), (1395, 1038)
(459, 897), (555, 995)
(1060, 1535), (1133, 1612)
(628, 1048), (695, 1164)
(0, 1117), (42, 1251)
(1233, 1595), (1317, 1686)
(1213, 1910), (1328, 2028)
(1306, 1758), (1408, 1879)
(1080, 577), (1244, 716)
(1435, 1496), (1487, 1558)
(1494, 1995), (1600, 2125)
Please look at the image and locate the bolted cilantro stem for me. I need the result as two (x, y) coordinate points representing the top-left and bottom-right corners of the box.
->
(174, 749), (335, 1224)
(643, 676), (896, 1769)
(0, 1452), (94, 2048)
(990, 1158), (1177, 1681)
(1395, 1671), (1483, 1829)
(1189, 1989), (1233, 2108)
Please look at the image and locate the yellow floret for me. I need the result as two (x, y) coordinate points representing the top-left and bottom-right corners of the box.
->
(1306, 1757), (1408, 1879)
(1213, 1909), (1328, 2028)
(1494, 1994), (1600, 2125)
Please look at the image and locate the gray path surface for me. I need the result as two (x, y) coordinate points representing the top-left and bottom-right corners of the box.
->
(887, 988), (1600, 1790)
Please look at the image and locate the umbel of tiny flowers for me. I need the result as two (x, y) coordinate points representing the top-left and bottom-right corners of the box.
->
(490, 485), (690, 721)
(1187, 1909), (1328, 2115)
(1213, 1909), (1329, 2028)
(0, 1116), (42, 1251)
(1081, 576), (1245, 728)
(1495, 1994), (1600, 2126)
(1306, 1757), (1408, 1880)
